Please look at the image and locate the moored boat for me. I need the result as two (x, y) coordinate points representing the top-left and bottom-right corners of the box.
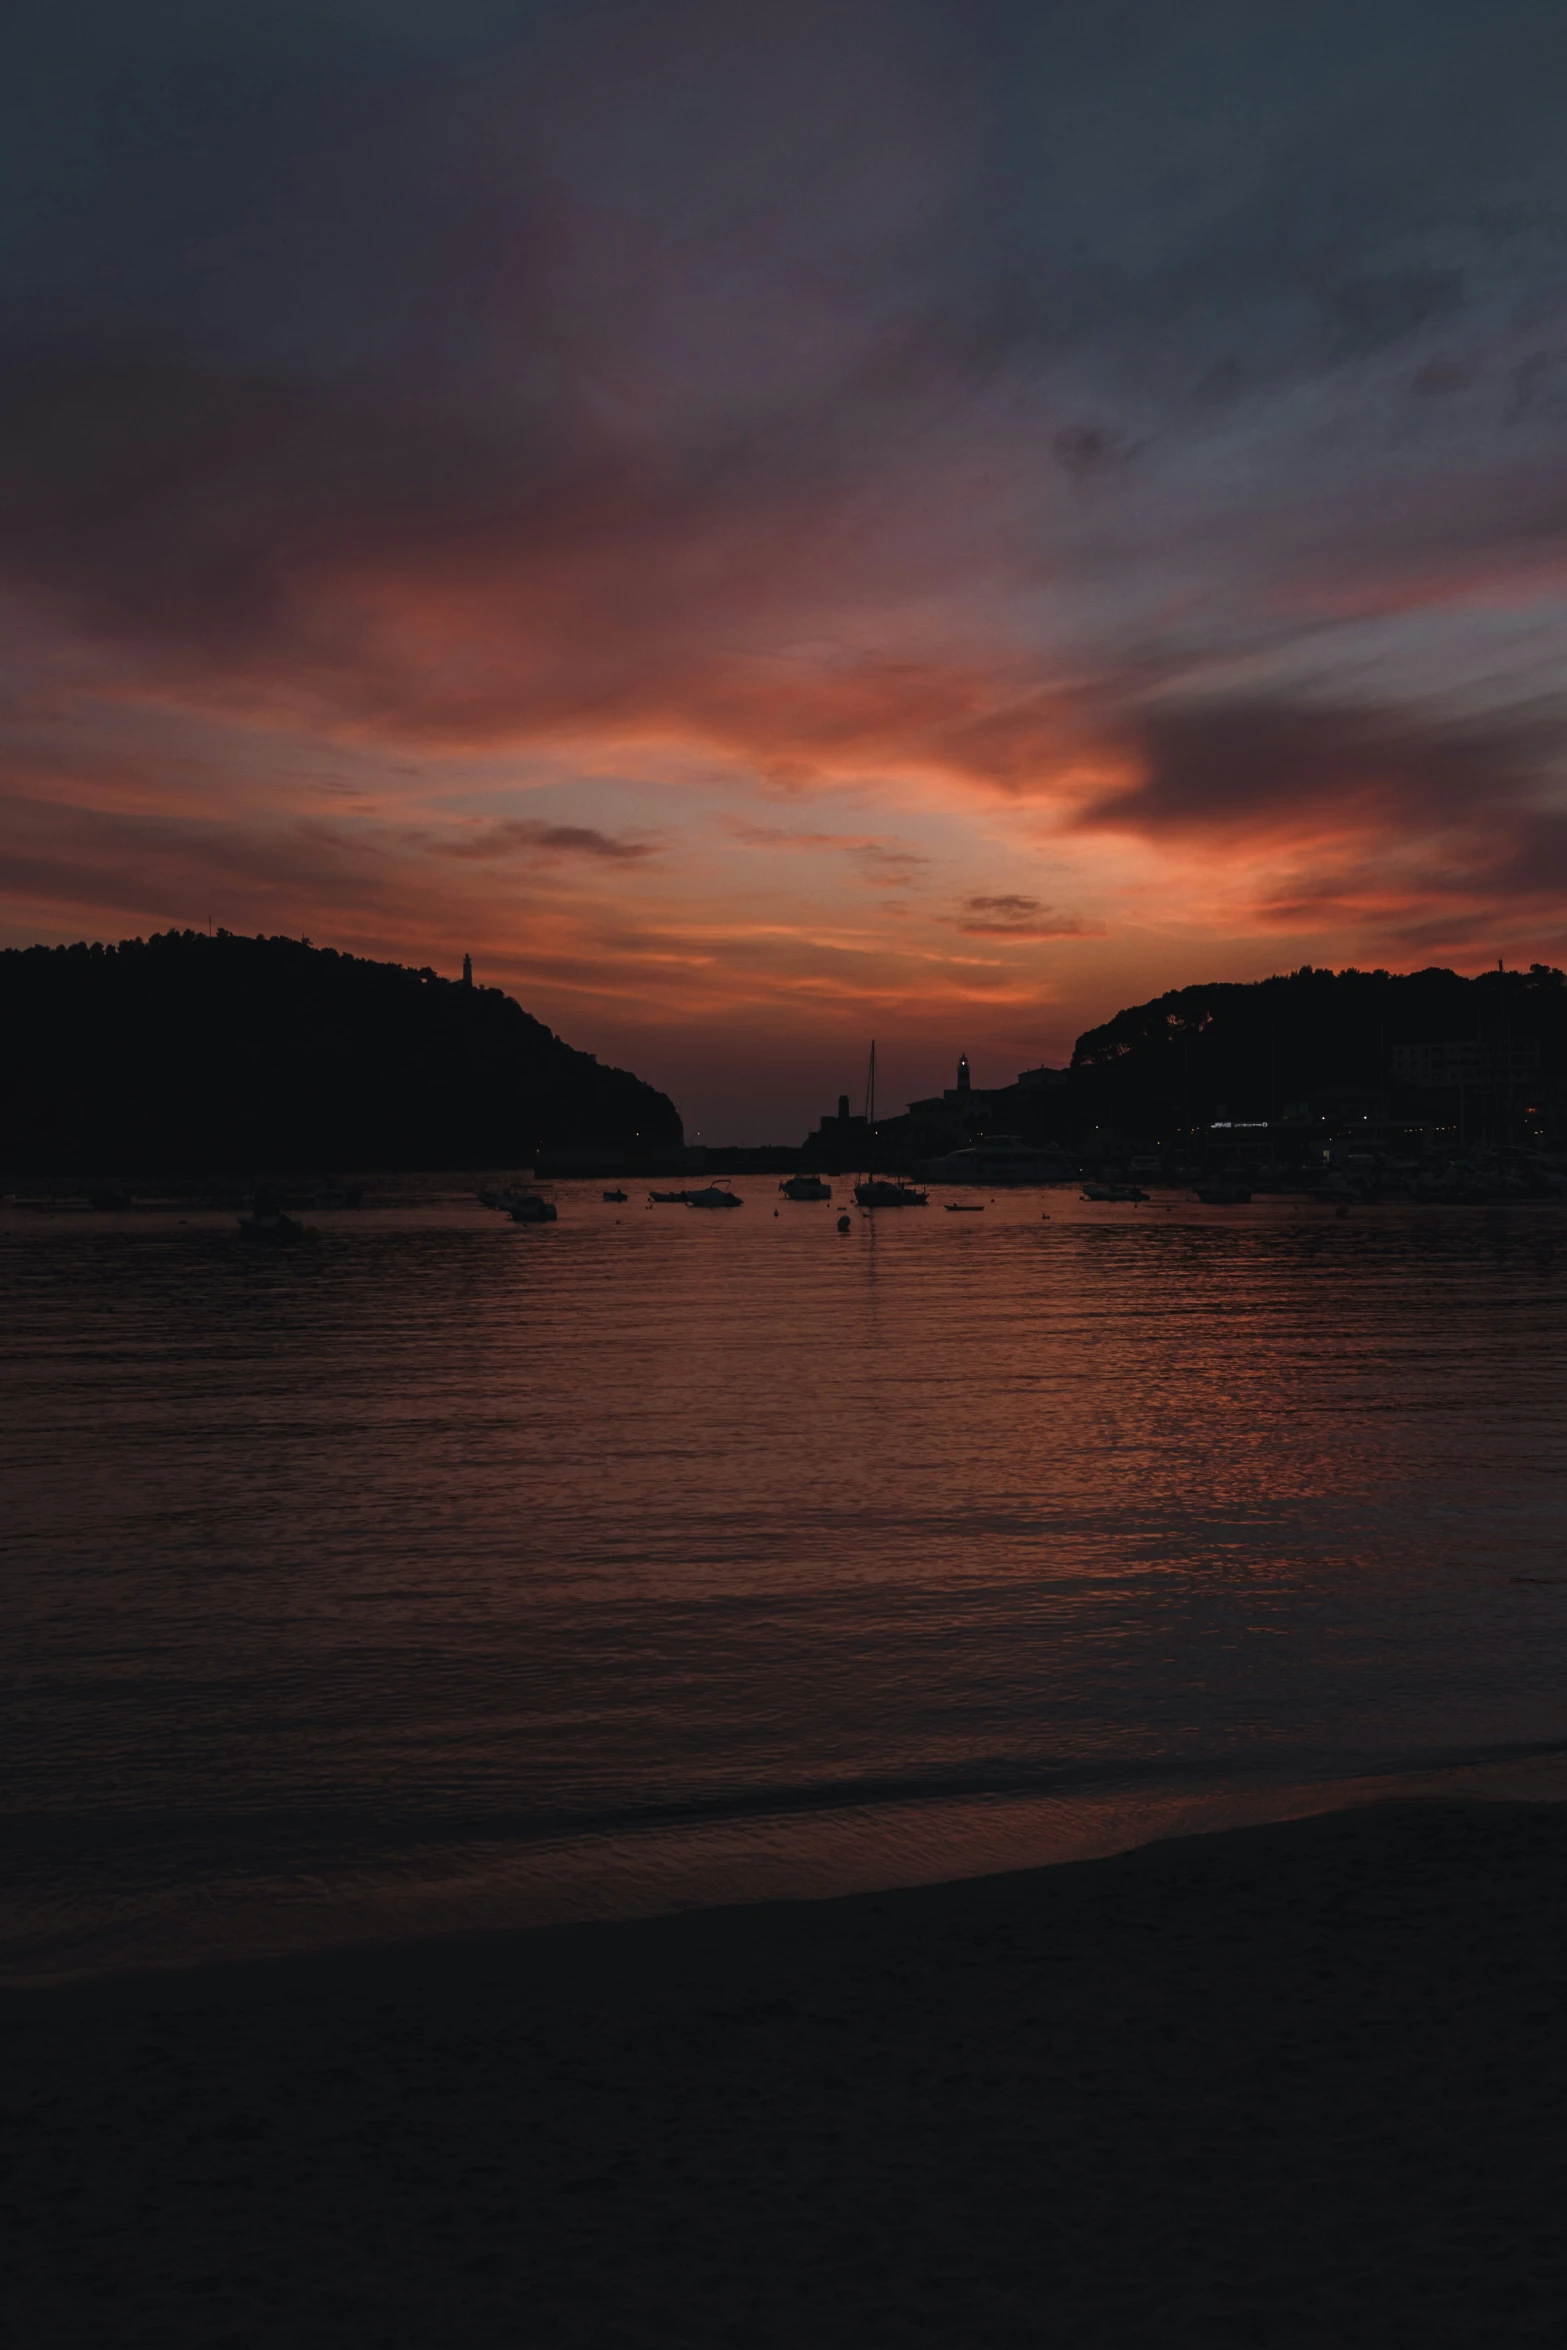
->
(238, 1212), (313, 1243)
(238, 1188), (313, 1244)
(918, 1136), (1076, 1184)
(854, 1178), (927, 1207)
(780, 1173), (832, 1201)
(854, 1041), (926, 1206)
(686, 1183), (743, 1209)
(509, 1193), (558, 1222)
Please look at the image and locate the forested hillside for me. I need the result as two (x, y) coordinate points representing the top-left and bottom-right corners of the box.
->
(1068, 963), (1566, 1136)
(0, 931), (682, 1174)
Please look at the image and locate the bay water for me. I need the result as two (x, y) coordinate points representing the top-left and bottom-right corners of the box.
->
(5, 1187), (1566, 1982)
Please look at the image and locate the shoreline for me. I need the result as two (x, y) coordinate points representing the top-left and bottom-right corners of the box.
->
(7, 1793), (1567, 2344)
(12, 1739), (1567, 1997)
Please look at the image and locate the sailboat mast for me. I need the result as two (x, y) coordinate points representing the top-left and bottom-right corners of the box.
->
(857, 1040), (878, 1184)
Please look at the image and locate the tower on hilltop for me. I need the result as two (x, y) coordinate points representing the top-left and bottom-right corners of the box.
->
(957, 1053), (970, 1093)
(462, 953), (473, 989)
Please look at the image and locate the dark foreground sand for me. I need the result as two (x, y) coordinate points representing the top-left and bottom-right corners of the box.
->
(6, 1800), (1567, 2347)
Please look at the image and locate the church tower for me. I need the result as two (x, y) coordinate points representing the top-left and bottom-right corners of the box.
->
(462, 953), (473, 989)
(957, 1053), (970, 1094)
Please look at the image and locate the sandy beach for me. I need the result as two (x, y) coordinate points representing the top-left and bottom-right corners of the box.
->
(5, 1795), (1567, 2346)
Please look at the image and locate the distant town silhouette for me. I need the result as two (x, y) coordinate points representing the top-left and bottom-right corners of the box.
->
(793, 962), (1565, 1195)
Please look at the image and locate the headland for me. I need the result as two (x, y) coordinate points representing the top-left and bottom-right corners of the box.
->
(0, 930), (681, 1177)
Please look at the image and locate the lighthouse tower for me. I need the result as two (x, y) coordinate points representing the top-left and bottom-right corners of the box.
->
(956, 1053), (971, 1094)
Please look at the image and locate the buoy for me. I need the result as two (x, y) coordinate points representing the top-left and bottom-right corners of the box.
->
(837, 1213), (851, 1232)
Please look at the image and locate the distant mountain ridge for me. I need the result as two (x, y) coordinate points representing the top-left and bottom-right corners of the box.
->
(0, 930), (682, 1175)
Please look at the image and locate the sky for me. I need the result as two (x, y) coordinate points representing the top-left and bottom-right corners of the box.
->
(5, 1), (1567, 1137)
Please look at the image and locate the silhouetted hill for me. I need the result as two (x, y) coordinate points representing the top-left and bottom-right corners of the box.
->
(843, 962), (1567, 1172)
(1068, 962), (1567, 1138)
(0, 931), (682, 1175)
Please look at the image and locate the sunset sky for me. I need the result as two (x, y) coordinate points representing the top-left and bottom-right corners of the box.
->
(6, 1), (1567, 1135)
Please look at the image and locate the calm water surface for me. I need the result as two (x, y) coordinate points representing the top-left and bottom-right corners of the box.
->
(5, 1188), (1567, 1980)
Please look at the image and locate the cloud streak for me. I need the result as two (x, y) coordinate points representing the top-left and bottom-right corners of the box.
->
(422, 820), (657, 863)
(954, 894), (1103, 939)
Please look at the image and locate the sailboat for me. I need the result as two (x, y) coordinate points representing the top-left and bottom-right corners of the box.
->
(853, 1041), (927, 1207)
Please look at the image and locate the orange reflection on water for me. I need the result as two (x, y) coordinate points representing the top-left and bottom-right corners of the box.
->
(4, 1190), (1566, 1980)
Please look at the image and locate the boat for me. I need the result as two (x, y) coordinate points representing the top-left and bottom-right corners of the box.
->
(944, 1202), (984, 1212)
(649, 1188), (695, 1203)
(238, 1189), (313, 1244)
(238, 1212), (312, 1243)
(780, 1174), (832, 1201)
(686, 1183), (743, 1209)
(1195, 1182), (1252, 1204)
(918, 1137), (1077, 1184)
(478, 1186), (537, 1213)
(602, 1188), (628, 1202)
(509, 1193), (558, 1223)
(853, 1041), (927, 1206)
(854, 1178), (927, 1207)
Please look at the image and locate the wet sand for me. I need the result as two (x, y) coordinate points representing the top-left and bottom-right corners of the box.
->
(6, 1798), (1567, 2346)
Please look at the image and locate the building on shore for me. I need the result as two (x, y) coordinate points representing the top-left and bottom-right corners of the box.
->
(905, 1055), (1068, 1129)
(801, 1057), (1073, 1172)
(798, 1092), (870, 1172)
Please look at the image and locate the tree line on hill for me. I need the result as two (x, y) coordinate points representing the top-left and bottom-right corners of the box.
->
(1065, 963), (1565, 1145)
(0, 931), (683, 1176)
